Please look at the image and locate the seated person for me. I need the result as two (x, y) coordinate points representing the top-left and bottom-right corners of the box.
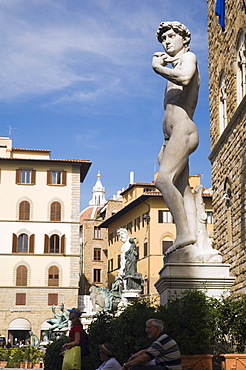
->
(122, 319), (181, 370)
(96, 342), (121, 370)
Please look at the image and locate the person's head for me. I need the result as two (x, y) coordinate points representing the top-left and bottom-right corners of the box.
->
(146, 319), (165, 340)
(67, 308), (81, 326)
(99, 342), (116, 362)
(156, 21), (191, 54)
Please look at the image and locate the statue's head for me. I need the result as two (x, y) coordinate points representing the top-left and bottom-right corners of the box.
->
(156, 21), (191, 51)
(60, 303), (64, 311)
(117, 227), (129, 242)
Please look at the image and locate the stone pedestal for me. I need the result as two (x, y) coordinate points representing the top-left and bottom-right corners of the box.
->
(122, 289), (141, 300)
(155, 262), (235, 305)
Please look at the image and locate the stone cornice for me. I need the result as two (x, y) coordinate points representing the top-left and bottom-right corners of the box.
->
(209, 95), (246, 163)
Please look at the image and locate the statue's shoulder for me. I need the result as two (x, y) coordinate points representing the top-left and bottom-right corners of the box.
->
(180, 51), (197, 63)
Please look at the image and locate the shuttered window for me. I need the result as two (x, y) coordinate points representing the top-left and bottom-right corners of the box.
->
(48, 293), (58, 306)
(16, 265), (27, 286)
(158, 210), (173, 223)
(47, 171), (67, 186)
(144, 242), (148, 257)
(162, 240), (173, 254)
(19, 201), (30, 220)
(94, 248), (101, 261)
(50, 202), (61, 221)
(48, 266), (59, 286)
(16, 293), (26, 305)
(93, 269), (101, 283)
(16, 170), (36, 185)
(12, 234), (34, 253)
(44, 234), (66, 254)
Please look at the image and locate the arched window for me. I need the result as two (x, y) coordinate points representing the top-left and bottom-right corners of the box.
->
(19, 201), (30, 221)
(16, 265), (27, 286)
(48, 266), (59, 286)
(237, 32), (246, 105)
(12, 233), (35, 253)
(162, 239), (174, 254)
(18, 234), (28, 253)
(44, 234), (65, 254)
(50, 234), (59, 253)
(50, 202), (61, 222)
(219, 72), (227, 134)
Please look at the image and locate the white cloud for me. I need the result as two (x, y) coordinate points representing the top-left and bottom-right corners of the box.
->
(0, 0), (208, 104)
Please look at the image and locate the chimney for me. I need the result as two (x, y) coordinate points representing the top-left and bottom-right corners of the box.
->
(130, 171), (134, 185)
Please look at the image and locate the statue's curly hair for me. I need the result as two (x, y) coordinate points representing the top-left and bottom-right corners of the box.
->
(156, 21), (191, 50)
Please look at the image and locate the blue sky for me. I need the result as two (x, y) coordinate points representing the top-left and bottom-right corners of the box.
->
(0, 0), (212, 210)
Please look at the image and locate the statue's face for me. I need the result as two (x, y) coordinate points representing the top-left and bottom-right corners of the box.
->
(119, 232), (128, 242)
(161, 29), (184, 56)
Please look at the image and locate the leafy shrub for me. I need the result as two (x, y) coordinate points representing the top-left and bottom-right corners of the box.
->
(0, 348), (9, 361)
(83, 311), (116, 370)
(28, 346), (43, 365)
(159, 290), (217, 355)
(213, 294), (246, 353)
(43, 336), (69, 370)
(6, 348), (26, 368)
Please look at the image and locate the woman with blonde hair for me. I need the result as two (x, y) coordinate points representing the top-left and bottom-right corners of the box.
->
(62, 308), (83, 370)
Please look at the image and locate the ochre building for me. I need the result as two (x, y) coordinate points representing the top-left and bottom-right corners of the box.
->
(100, 175), (214, 300)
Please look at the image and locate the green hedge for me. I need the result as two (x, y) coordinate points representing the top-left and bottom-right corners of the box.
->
(42, 291), (246, 370)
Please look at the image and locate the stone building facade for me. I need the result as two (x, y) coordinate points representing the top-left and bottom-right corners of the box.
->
(79, 173), (122, 298)
(0, 137), (91, 343)
(207, 0), (246, 294)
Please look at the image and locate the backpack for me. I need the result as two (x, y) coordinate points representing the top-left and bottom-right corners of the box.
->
(80, 329), (89, 356)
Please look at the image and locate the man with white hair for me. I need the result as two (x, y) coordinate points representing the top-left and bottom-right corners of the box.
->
(122, 319), (181, 370)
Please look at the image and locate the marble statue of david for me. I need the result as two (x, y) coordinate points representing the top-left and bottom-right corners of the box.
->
(152, 21), (200, 252)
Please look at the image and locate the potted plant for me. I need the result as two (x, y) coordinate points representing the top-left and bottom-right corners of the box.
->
(213, 294), (246, 370)
(159, 290), (217, 370)
(7, 348), (25, 368)
(0, 348), (8, 368)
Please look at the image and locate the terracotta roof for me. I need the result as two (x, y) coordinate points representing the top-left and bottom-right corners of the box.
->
(12, 148), (50, 153)
(80, 206), (101, 224)
(0, 157), (92, 182)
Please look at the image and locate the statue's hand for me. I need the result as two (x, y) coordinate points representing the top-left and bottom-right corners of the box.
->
(152, 52), (169, 69)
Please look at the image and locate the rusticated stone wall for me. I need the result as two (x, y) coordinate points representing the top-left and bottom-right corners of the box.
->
(207, 0), (246, 294)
